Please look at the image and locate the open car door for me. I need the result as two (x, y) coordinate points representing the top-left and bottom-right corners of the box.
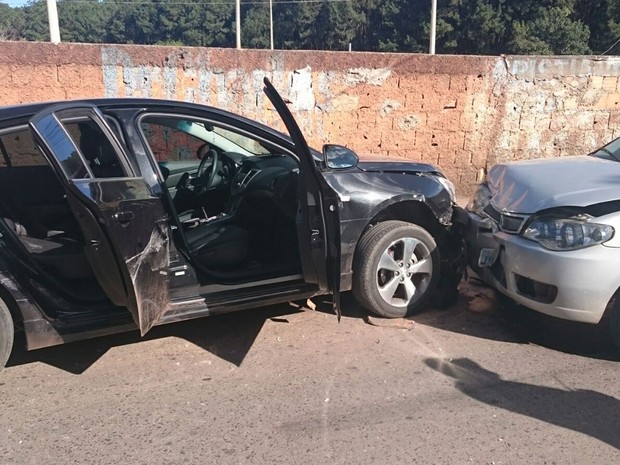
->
(29, 104), (170, 335)
(263, 78), (343, 319)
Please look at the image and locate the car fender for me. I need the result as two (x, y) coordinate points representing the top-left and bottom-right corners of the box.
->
(325, 171), (455, 291)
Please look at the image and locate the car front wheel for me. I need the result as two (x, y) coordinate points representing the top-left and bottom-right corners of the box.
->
(0, 298), (14, 369)
(353, 221), (440, 318)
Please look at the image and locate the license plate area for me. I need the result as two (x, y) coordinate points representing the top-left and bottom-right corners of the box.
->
(478, 247), (498, 267)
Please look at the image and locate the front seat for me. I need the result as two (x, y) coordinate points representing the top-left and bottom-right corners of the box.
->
(183, 221), (250, 268)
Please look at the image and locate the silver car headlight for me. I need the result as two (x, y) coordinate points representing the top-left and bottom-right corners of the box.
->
(466, 182), (491, 217)
(522, 216), (614, 251)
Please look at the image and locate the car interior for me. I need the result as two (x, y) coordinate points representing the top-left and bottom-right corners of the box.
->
(0, 113), (303, 310)
(140, 115), (302, 282)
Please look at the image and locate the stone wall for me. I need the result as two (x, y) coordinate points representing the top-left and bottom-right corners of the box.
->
(2, 41), (620, 195)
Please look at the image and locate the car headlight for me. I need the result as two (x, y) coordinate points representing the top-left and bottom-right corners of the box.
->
(522, 216), (614, 251)
(466, 182), (491, 217)
(435, 175), (456, 203)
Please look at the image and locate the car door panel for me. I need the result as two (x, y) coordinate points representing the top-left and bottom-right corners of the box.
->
(262, 78), (342, 318)
(29, 104), (171, 335)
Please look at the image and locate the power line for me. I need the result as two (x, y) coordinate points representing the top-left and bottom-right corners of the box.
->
(3, 0), (356, 5)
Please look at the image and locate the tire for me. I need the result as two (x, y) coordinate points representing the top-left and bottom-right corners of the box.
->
(353, 221), (440, 318)
(0, 298), (14, 369)
(609, 299), (620, 352)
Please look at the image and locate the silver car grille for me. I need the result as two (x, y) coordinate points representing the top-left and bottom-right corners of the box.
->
(483, 204), (528, 233)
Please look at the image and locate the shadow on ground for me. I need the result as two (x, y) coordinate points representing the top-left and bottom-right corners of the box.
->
(6, 303), (305, 374)
(7, 276), (619, 374)
(319, 278), (620, 362)
(428, 276), (620, 362)
(426, 357), (620, 450)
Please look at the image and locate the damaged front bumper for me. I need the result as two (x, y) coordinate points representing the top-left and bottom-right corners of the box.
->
(467, 211), (620, 324)
(433, 206), (469, 307)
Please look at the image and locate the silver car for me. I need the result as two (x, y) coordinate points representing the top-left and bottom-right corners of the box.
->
(466, 138), (620, 349)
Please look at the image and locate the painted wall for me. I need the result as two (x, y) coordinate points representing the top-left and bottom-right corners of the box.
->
(2, 42), (620, 195)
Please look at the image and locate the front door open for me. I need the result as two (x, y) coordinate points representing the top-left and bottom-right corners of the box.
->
(262, 78), (343, 318)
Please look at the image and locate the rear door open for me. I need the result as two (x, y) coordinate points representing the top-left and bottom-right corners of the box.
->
(29, 104), (170, 335)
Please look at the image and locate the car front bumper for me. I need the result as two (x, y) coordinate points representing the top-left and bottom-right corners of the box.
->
(467, 211), (620, 324)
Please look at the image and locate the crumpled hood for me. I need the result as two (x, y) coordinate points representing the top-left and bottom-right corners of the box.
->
(488, 156), (620, 213)
(357, 159), (439, 174)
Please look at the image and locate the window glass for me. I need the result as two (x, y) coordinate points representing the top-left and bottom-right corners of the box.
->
(141, 121), (205, 163)
(62, 119), (127, 178)
(0, 128), (48, 168)
(141, 116), (275, 163)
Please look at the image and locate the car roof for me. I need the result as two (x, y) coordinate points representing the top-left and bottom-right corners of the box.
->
(0, 98), (293, 143)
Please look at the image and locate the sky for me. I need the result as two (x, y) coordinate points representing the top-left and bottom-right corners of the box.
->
(3, 0), (30, 7)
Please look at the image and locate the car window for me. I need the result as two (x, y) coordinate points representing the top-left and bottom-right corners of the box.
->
(61, 118), (128, 179)
(140, 115), (276, 163)
(0, 127), (48, 168)
(141, 120), (205, 163)
(592, 137), (620, 162)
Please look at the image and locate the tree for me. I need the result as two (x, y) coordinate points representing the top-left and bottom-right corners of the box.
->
(242, 3), (271, 49)
(316, 0), (364, 51)
(20, 1), (49, 42)
(351, 0), (428, 52)
(437, 0), (507, 54)
(58, 0), (109, 43)
(574, 0), (612, 53)
(0, 3), (25, 40)
(274, 2), (322, 49)
(105, 0), (160, 44)
(508, 5), (590, 54)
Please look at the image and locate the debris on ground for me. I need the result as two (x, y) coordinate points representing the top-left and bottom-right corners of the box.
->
(288, 299), (317, 312)
(365, 316), (415, 330)
(461, 277), (499, 314)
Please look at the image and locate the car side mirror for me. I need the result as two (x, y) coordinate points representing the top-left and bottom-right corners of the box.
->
(323, 144), (359, 170)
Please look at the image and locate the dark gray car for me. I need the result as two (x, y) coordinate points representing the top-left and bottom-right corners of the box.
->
(0, 79), (467, 368)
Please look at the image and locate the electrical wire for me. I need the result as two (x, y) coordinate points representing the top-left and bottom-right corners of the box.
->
(3, 0), (356, 5)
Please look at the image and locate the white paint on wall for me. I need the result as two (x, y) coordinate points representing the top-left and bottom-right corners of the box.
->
(289, 66), (315, 112)
(346, 68), (391, 86)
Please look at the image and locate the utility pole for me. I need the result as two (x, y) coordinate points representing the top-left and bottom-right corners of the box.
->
(429, 0), (437, 54)
(269, 0), (274, 50)
(236, 0), (241, 49)
(47, 0), (61, 44)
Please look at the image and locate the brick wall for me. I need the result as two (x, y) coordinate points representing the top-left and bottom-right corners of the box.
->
(2, 42), (620, 195)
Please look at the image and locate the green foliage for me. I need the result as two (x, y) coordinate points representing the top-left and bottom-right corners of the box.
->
(508, 6), (590, 54)
(0, 3), (25, 40)
(242, 3), (271, 49)
(574, 0), (611, 53)
(0, 0), (606, 56)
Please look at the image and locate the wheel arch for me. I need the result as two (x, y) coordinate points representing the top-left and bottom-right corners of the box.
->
(601, 284), (620, 350)
(365, 200), (444, 238)
(0, 269), (62, 351)
(0, 272), (26, 328)
(341, 199), (444, 291)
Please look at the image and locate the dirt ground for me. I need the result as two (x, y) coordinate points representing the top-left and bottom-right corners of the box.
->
(1, 277), (619, 465)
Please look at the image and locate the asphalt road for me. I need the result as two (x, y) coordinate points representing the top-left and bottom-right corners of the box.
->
(1, 279), (619, 465)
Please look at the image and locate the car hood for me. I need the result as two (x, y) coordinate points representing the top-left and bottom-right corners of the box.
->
(357, 159), (439, 174)
(488, 155), (620, 213)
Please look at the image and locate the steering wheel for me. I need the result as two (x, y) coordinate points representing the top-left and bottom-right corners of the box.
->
(195, 144), (219, 194)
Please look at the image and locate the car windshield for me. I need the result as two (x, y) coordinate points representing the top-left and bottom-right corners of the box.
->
(590, 137), (620, 161)
(177, 121), (270, 156)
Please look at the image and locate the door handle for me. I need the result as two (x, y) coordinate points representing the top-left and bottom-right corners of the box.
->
(114, 211), (134, 224)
